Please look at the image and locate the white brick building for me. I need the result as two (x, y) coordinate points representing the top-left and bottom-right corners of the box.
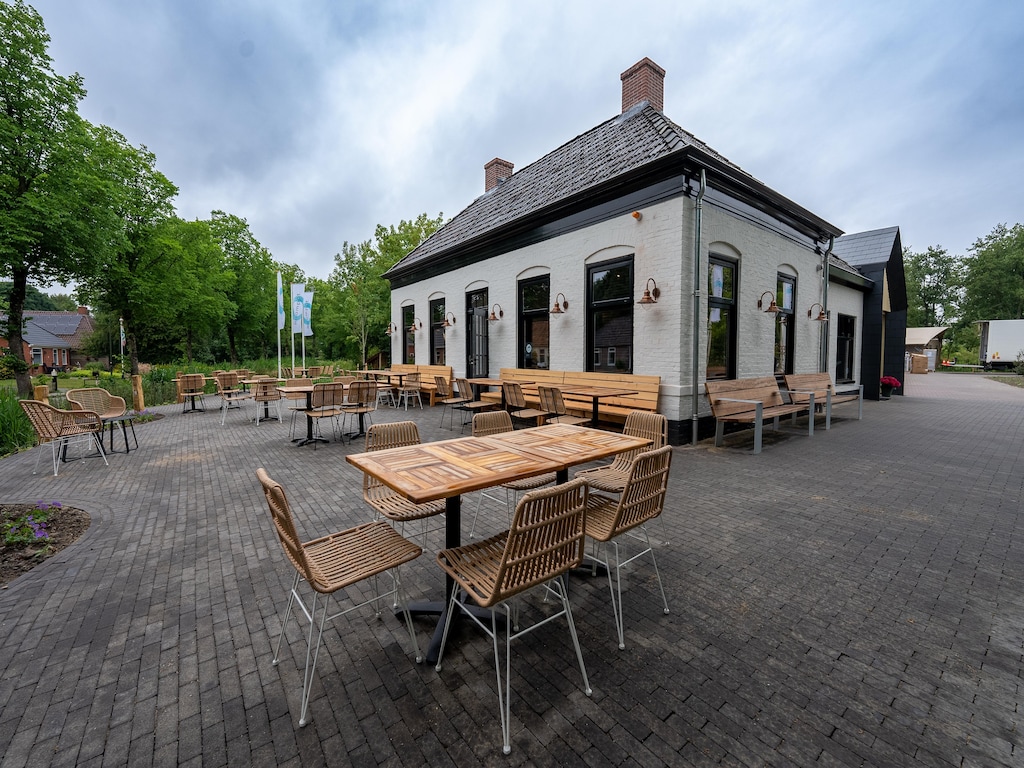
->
(385, 58), (905, 443)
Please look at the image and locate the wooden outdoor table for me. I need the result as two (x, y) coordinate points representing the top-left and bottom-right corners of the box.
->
(346, 424), (651, 662)
(559, 385), (639, 427)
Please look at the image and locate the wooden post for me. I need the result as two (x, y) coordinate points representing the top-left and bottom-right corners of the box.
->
(33, 384), (50, 403)
(132, 374), (145, 412)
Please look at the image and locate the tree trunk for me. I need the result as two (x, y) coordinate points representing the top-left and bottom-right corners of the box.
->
(6, 265), (32, 398)
(227, 328), (238, 366)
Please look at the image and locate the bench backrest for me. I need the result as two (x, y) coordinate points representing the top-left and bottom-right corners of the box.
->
(783, 373), (833, 394)
(560, 371), (661, 412)
(705, 376), (786, 417)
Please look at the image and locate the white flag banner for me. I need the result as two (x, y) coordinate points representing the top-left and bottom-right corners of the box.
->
(302, 291), (314, 337)
(277, 272), (285, 331)
(290, 282), (305, 332)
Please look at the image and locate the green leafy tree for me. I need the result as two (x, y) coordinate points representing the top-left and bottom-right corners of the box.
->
(329, 213), (444, 367)
(0, 282), (58, 311)
(903, 245), (963, 327)
(962, 223), (1024, 321)
(0, 2), (115, 394)
(75, 126), (178, 372)
(208, 210), (276, 363)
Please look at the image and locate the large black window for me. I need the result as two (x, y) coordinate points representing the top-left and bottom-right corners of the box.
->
(774, 274), (795, 375)
(587, 257), (633, 373)
(707, 256), (737, 380)
(430, 298), (446, 365)
(466, 289), (489, 378)
(518, 276), (550, 369)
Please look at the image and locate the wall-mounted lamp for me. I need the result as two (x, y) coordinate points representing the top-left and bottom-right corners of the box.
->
(631, 211), (643, 221)
(549, 292), (569, 315)
(384, 321), (399, 336)
(408, 317), (422, 332)
(442, 311), (457, 328)
(637, 278), (661, 305)
(758, 290), (779, 314)
(488, 304), (503, 322)
(807, 302), (828, 322)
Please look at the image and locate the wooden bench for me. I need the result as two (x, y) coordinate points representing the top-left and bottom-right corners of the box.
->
(704, 376), (814, 454)
(783, 373), (863, 430)
(479, 368), (661, 426)
(391, 363), (453, 406)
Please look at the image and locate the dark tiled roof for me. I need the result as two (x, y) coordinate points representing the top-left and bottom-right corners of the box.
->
(22, 321), (69, 348)
(832, 227), (901, 267)
(388, 103), (755, 277)
(1, 310), (94, 349)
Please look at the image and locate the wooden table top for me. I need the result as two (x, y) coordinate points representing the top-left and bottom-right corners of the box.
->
(346, 425), (651, 504)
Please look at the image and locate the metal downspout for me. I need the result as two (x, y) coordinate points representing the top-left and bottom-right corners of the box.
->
(691, 169), (706, 445)
(820, 236), (833, 373)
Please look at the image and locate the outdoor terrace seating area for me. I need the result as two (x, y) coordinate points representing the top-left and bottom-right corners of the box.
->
(1, 373), (1021, 765)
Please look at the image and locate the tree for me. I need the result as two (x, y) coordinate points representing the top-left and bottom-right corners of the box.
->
(74, 126), (178, 372)
(329, 213), (444, 366)
(208, 211), (276, 363)
(0, 1), (114, 394)
(0, 281), (58, 311)
(903, 245), (963, 327)
(961, 223), (1024, 321)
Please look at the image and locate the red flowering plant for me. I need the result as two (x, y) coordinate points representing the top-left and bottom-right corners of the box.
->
(880, 376), (902, 388)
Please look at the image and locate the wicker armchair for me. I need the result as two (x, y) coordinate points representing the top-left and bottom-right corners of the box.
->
(256, 469), (422, 727)
(582, 445), (673, 649)
(66, 387), (127, 420)
(20, 399), (109, 476)
(434, 479), (593, 755)
(469, 410), (555, 536)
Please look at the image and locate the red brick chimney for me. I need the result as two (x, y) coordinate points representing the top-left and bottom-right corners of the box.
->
(484, 157), (514, 192)
(621, 57), (665, 113)
(76, 305), (89, 315)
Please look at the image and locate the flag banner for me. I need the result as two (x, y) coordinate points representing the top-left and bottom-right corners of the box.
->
(302, 291), (314, 337)
(277, 272), (285, 331)
(291, 282), (305, 331)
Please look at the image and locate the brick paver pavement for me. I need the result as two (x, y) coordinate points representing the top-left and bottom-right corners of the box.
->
(0, 372), (1021, 766)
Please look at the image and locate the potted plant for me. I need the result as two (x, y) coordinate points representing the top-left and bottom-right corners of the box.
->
(880, 375), (901, 399)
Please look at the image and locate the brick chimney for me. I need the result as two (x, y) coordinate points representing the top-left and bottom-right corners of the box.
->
(621, 57), (665, 113)
(484, 157), (514, 192)
(76, 305), (89, 315)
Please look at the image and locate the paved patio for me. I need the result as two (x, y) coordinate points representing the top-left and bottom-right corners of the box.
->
(0, 373), (1021, 767)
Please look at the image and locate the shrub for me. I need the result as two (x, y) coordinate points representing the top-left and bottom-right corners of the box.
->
(0, 389), (36, 457)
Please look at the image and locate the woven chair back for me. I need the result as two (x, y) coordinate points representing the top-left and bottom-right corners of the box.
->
(256, 469), (325, 591)
(433, 375), (451, 398)
(472, 410), (513, 437)
(311, 382), (345, 409)
(66, 387), (126, 418)
(501, 381), (527, 410)
(346, 380), (377, 407)
(606, 446), (672, 535)
(608, 411), (669, 470)
(363, 421), (420, 494)
(254, 380), (281, 402)
(486, 479), (588, 607)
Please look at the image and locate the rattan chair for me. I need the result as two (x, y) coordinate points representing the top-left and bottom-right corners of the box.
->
(251, 380), (283, 426)
(582, 445), (672, 650)
(20, 399), (109, 476)
(455, 377), (498, 432)
(396, 372), (423, 410)
(434, 479), (593, 755)
(469, 410), (556, 537)
(339, 380), (377, 439)
(574, 411), (668, 492)
(303, 382), (346, 446)
(362, 422), (446, 541)
(214, 372), (252, 424)
(256, 469), (422, 727)
(179, 373), (207, 413)
(501, 381), (549, 428)
(434, 375), (469, 430)
(65, 387), (127, 420)
(537, 385), (589, 426)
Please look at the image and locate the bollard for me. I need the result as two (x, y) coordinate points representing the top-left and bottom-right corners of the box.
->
(51, 370), (59, 392)
(33, 384), (50, 403)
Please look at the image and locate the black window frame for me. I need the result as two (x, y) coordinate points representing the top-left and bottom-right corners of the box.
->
(586, 256), (634, 373)
(707, 254), (737, 380)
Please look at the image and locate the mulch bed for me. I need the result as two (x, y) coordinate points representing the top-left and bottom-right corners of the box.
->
(0, 503), (91, 588)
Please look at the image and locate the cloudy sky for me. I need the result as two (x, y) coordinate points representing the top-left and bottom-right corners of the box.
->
(30, 0), (1024, 282)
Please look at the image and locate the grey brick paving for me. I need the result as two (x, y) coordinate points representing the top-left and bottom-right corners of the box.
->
(1, 373), (1022, 766)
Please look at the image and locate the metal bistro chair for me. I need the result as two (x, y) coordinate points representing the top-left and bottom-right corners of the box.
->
(20, 399), (109, 476)
(216, 372), (253, 425)
(434, 479), (593, 755)
(537, 385), (589, 426)
(303, 382), (347, 446)
(434, 375), (469, 430)
(255, 469), (422, 727)
(501, 381), (549, 429)
(469, 410), (555, 537)
(455, 377), (498, 433)
(582, 445), (673, 650)
(338, 380), (378, 440)
(396, 372), (423, 410)
(574, 411), (668, 493)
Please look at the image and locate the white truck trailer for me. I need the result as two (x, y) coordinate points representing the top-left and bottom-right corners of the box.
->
(978, 319), (1024, 370)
